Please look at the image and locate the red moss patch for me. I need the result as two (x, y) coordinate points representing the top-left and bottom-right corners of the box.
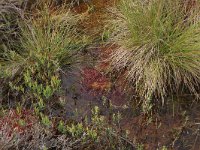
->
(82, 67), (111, 94)
(0, 109), (38, 137)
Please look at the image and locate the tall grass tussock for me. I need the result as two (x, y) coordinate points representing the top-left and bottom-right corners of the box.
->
(110, 0), (200, 105)
(0, 0), (90, 102)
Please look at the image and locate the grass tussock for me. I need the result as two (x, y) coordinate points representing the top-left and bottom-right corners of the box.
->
(110, 0), (200, 102)
(0, 1), (90, 102)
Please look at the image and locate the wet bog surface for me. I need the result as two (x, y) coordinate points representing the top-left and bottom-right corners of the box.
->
(56, 1), (200, 149)
(60, 61), (127, 121)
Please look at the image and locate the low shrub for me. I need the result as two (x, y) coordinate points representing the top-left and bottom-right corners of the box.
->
(0, 106), (135, 150)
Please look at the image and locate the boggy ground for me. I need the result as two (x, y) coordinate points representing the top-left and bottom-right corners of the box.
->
(60, 48), (200, 149)
(1, 0), (200, 150)
(57, 1), (200, 149)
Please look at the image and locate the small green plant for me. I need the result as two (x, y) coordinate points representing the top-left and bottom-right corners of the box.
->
(40, 113), (52, 128)
(57, 120), (66, 134)
(136, 143), (144, 150)
(112, 111), (122, 126)
(102, 27), (111, 42)
(18, 119), (26, 127)
(37, 98), (45, 111)
(16, 103), (23, 115)
(91, 106), (105, 126)
(67, 123), (84, 138)
(86, 127), (98, 141)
